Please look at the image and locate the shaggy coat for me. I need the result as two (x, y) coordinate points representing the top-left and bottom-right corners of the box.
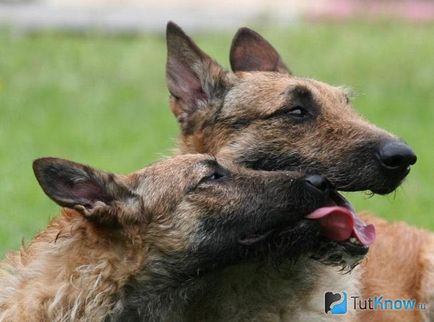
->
(165, 22), (433, 322)
(0, 155), (350, 321)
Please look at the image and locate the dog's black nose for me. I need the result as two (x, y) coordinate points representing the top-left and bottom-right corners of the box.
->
(377, 141), (417, 171)
(305, 175), (332, 193)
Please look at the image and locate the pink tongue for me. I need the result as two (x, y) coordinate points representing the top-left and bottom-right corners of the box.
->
(306, 206), (376, 245)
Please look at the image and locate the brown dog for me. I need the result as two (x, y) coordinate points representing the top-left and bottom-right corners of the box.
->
(0, 155), (356, 321)
(165, 22), (433, 321)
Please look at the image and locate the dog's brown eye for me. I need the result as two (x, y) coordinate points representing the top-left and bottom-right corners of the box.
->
(287, 106), (307, 118)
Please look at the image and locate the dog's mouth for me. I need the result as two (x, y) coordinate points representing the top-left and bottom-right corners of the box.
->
(306, 191), (376, 247)
(238, 191), (376, 255)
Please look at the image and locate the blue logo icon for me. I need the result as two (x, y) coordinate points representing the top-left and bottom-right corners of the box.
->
(325, 291), (347, 314)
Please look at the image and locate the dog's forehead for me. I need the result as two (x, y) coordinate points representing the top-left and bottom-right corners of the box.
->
(131, 154), (216, 182)
(231, 72), (290, 94)
(302, 78), (349, 102)
(224, 72), (348, 116)
(233, 72), (346, 98)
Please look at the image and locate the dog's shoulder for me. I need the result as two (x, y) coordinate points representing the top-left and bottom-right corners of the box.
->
(420, 232), (434, 321)
(360, 212), (434, 322)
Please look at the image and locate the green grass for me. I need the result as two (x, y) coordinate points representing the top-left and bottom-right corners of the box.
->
(0, 22), (433, 256)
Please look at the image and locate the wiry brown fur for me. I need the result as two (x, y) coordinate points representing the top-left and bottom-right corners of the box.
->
(359, 213), (434, 322)
(0, 209), (146, 322)
(0, 155), (205, 321)
(0, 154), (344, 321)
(166, 22), (415, 196)
(166, 22), (433, 321)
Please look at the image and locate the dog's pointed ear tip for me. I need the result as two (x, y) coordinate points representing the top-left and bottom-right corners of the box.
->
(32, 157), (56, 172)
(32, 158), (59, 188)
(233, 27), (262, 42)
(32, 159), (44, 179)
(166, 21), (186, 38)
(32, 158), (44, 168)
(33, 157), (71, 168)
(166, 21), (178, 32)
(32, 158), (84, 181)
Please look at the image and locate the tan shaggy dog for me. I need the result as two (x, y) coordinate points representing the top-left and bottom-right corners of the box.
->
(0, 155), (358, 321)
(165, 22), (434, 321)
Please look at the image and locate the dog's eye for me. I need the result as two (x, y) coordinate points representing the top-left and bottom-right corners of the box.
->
(287, 106), (307, 118)
(206, 171), (225, 181)
(191, 168), (227, 192)
(199, 171), (226, 186)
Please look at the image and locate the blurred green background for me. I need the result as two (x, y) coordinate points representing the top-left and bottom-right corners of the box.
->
(0, 22), (433, 256)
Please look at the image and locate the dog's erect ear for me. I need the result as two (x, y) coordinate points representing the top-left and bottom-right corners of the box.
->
(166, 21), (227, 132)
(33, 158), (141, 225)
(230, 27), (290, 74)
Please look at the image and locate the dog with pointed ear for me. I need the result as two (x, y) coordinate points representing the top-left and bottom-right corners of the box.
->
(0, 153), (341, 321)
(166, 21), (230, 133)
(229, 27), (290, 74)
(166, 22), (291, 132)
(33, 157), (144, 226)
(165, 23), (431, 322)
(0, 158), (148, 322)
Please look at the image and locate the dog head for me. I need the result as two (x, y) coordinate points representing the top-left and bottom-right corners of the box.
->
(33, 155), (370, 278)
(166, 22), (416, 195)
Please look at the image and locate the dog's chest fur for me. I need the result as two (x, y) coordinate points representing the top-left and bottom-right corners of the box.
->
(185, 258), (360, 322)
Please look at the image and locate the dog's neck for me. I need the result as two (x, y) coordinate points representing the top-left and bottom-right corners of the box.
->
(184, 258), (360, 322)
(0, 209), (145, 322)
(114, 255), (360, 322)
(113, 254), (208, 322)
